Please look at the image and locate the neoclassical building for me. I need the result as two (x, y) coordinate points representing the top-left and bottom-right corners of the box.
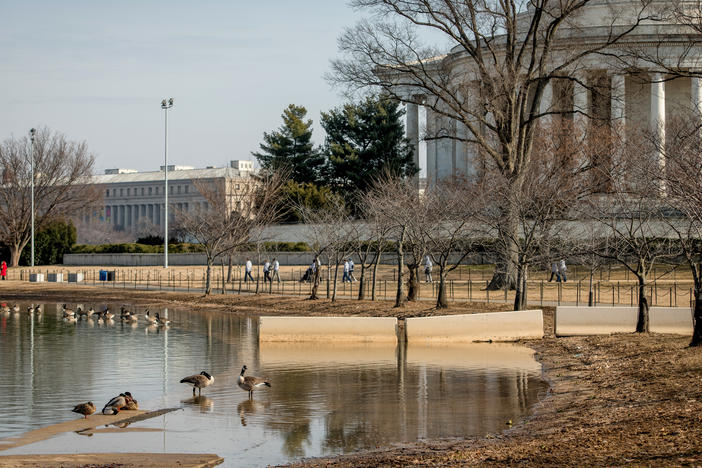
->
(77, 160), (255, 241)
(399, 1), (702, 189)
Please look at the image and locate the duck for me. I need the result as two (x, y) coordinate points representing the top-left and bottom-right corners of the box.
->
(62, 304), (75, 318)
(71, 401), (96, 419)
(123, 392), (139, 410)
(155, 313), (170, 326)
(144, 310), (156, 324)
(237, 365), (271, 398)
(102, 393), (127, 415)
(180, 371), (214, 396)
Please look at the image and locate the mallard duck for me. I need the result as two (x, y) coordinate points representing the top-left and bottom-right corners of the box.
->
(237, 365), (271, 398)
(62, 304), (75, 318)
(71, 401), (96, 419)
(155, 313), (170, 326)
(144, 310), (156, 324)
(180, 371), (214, 396)
(102, 393), (127, 415)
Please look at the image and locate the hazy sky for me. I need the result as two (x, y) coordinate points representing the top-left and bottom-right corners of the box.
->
(1, 1), (381, 174)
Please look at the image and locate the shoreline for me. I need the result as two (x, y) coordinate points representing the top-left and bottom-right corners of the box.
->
(1, 282), (700, 466)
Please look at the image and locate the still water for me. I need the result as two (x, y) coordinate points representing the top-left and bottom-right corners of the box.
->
(0, 302), (547, 466)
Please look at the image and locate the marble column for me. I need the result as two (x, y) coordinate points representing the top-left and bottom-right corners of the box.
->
(539, 81), (553, 126)
(611, 74), (626, 135)
(650, 72), (666, 187)
(691, 77), (702, 139)
(425, 109), (437, 189)
(405, 102), (420, 189)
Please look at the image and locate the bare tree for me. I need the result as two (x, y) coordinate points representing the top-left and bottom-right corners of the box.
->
(0, 128), (99, 266)
(177, 170), (286, 295)
(331, 0), (648, 291)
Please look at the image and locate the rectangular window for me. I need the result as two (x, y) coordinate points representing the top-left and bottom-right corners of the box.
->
(184, 185), (189, 194)
(106, 189), (110, 197)
(177, 186), (181, 194)
(155, 187), (159, 195)
(127, 188), (130, 196)
(149, 187), (153, 195)
(120, 188), (123, 196)
(141, 187), (145, 196)
(170, 186), (173, 195)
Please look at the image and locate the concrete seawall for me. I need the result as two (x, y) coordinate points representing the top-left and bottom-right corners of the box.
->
(405, 310), (544, 343)
(555, 306), (693, 336)
(259, 316), (398, 342)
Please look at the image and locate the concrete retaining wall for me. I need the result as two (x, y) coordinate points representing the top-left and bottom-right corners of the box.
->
(650, 307), (693, 335)
(555, 306), (693, 336)
(555, 306), (638, 336)
(405, 310), (543, 343)
(259, 316), (398, 342)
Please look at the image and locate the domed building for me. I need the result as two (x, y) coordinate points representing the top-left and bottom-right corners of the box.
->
(394, 1), (702, 188)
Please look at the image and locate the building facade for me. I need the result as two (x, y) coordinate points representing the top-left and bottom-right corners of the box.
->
(78, 160), (255, 241)
(399, 1), (702, 189)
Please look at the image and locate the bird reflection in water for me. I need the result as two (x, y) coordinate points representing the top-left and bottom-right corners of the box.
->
(181, 395), (214, 413)
(237, 398), (267, 427)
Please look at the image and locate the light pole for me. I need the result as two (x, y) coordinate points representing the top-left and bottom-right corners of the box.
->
(29, 128), (36, 268)
(161, 98), (173, 269)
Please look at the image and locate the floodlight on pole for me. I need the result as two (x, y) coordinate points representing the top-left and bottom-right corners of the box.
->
(161, 98), (174, 268)
(29, 128), (36, 268)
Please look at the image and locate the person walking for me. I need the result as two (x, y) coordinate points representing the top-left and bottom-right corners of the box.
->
(263, 260), (271, 283)
(271, 258), (280, 283)
(424, 255), (433, 283)
(559, 259), (568, 283)
(0, 261), (7, 281)
(244, 259), (254, 283)
(348, 258), (357, 282)
(549, 262), (558, 282)
(342, 259), (350, 283)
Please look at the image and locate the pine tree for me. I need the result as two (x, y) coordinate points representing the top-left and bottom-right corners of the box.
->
(321, 96), (417, 204)
(252, 104), (325, 184)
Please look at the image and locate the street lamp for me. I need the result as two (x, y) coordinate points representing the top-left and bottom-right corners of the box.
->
(161, 98), (173, 269)
(29, 128), (36, 268)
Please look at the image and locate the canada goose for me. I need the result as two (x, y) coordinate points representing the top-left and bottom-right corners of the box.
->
(155, 313), (170, 326)
(237, 365), (271, 398)
(64, 316), (77, 324)
(11, 304), (20, 313)
(180, 371), (214, 396)
(119, 306), (133, 320)
(26, 306), (34, 315)
(102, 393), (127, 415)
(71, 401), (96, 419)
(33, 305), (42, 314)
(77, 307), (89, 318)
(62, 305), (75, 318)
(1, 304), (10, 314)
(144, 310), (156, 324)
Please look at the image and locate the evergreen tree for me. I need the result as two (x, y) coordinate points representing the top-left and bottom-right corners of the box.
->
(252, 104), (325, 184)
(322, 96), (417, 207)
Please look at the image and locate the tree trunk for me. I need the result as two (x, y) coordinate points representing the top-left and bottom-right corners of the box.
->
(513, 263), (528, 310)
(358, 263), (366, 300)
(690, 280), (702, 347)
(371, 253), (381, 301)
(588, 270), (594, 306)
(227, 254), (233, 283)
(10, 240), (28, 267)
(487, 191), (520, 291)
(326, 256), (331, 299)
(636, 276), (649, 333)
(394, 231), (406, 308)
(205, 259), (213, 295)
(332, 262), (340, 302)
(406, 264), (419, 301)
(436, 267), (448, 309)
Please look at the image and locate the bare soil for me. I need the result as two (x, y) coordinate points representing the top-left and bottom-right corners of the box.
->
(2, 282), (700, 467)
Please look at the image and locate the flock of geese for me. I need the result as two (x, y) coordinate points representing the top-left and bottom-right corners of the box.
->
(71, 366), (270, 420)
(0, 303), (170, 327)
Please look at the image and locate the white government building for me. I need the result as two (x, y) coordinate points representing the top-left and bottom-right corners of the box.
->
(81, 160), (254, 236)
(400, 1), (702, 188)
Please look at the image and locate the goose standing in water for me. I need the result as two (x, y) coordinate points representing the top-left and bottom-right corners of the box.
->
(155, 313), (170, 326)
(144, 310), (156, 324)
(71, 402), (96, 419)
(237, 365), (271, 398)
(180, 371), (214, 396)
(77, 307), (89, 319)
(62, 304), (75, 318)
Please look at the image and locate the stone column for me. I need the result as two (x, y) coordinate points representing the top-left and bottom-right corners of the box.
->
(406, 102), (420, 189)
(573, 73), (588, 130)
(539, 81), (553, 126)
(425, 108), (437, 189)
(455, 121), (468, 178)
(650, 72), (666, 185)
(692, 76), (702, 128)
(611, 74), (626, 135)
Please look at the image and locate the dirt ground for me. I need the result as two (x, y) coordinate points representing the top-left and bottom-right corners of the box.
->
(2, 282), (700, 467)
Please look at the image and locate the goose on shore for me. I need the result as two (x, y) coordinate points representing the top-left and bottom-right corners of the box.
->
(71, 402), (96, 419)
(180, 371), (214, 396)
(237, 365), (271, 398)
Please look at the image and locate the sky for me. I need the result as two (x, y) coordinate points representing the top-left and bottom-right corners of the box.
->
(1, 0), (402, 174)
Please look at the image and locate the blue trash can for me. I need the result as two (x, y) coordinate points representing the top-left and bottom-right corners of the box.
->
(99, 270), (107, 281)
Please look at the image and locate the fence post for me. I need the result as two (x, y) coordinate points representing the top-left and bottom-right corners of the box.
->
(486, 280), (490, 303)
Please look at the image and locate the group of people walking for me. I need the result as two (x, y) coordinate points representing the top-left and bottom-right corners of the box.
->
(243, 258), (280, 283)
(549, 259), (568, 282)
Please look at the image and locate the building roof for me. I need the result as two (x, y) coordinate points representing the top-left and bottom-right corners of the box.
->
(90, 166), (252, 185)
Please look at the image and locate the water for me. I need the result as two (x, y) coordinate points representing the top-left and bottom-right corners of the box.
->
(0, 302), (547, 466)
